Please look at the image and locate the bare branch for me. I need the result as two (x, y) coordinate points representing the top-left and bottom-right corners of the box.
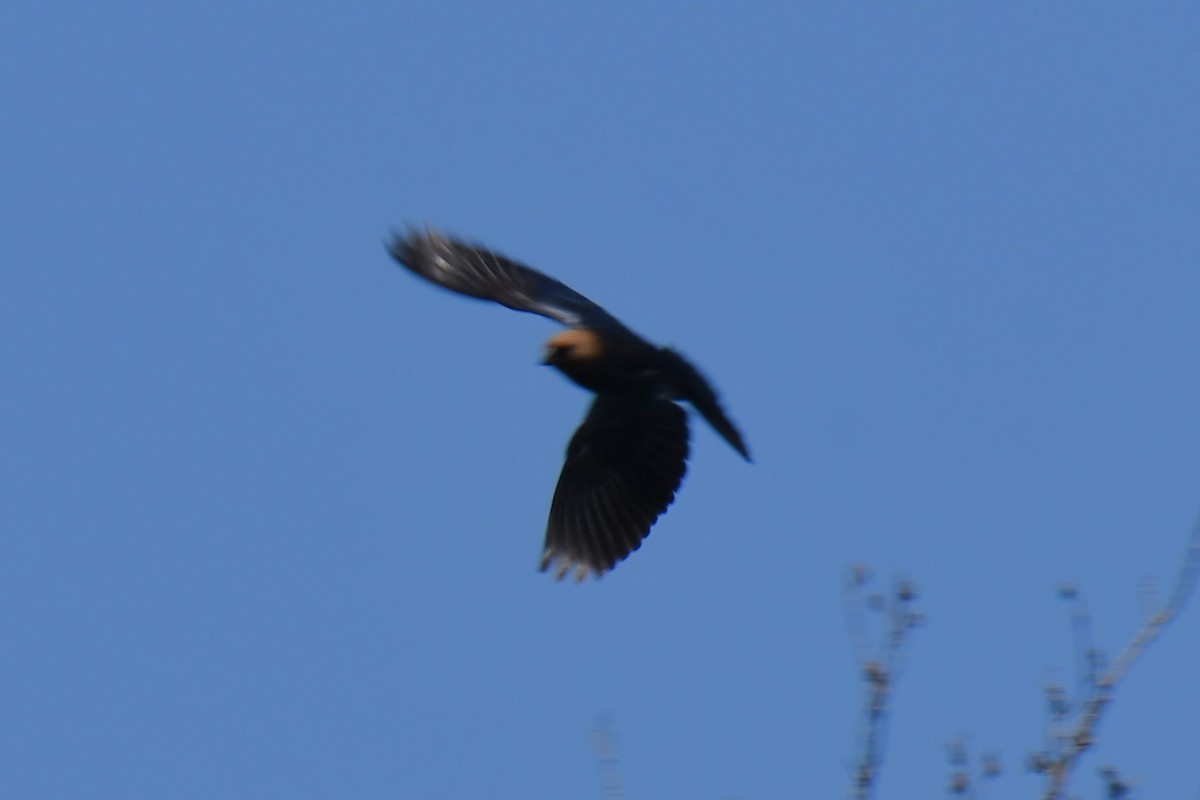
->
(591, 723), (625, 800)
(846, 568), (923, 800)
(1037, 512), (1200, 800)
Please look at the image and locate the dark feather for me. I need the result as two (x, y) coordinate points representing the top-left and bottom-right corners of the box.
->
(541, 394), (690, 579)
(388, 229), (625, 332)
(658, 348), (752, 461)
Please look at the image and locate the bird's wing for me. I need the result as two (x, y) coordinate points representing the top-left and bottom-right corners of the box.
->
(388, 229), (623, 330)
(541, 394), (689, 581)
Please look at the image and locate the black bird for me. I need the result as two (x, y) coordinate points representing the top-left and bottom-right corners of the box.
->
(388, 229), (750, 580)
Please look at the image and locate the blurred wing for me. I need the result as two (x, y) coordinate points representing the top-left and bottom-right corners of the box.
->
(541, 394), (690, 581)
(388, 229), (622, 330)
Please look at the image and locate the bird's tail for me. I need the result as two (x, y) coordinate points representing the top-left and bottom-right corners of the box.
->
(660, 348), (752, 461)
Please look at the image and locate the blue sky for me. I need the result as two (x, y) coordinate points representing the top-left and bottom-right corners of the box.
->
(3, 3), (1199, 798)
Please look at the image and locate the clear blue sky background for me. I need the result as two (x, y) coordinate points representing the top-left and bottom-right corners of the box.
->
(3, 4), (1198, 798)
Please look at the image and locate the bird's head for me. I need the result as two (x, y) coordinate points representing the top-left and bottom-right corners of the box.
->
(541, 328), (604, 366)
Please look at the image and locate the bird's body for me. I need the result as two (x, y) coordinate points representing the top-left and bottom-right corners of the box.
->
(389, 230), (749, 580)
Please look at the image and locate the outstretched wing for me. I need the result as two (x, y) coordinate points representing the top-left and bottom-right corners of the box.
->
(541, 394), (690, 581)
(388, 229), (624, 331)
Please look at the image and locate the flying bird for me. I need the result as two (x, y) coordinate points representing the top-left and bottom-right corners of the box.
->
(388, 229), (750, 580)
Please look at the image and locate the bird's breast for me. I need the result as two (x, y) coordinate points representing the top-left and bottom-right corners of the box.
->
(551, 346), (671, 396)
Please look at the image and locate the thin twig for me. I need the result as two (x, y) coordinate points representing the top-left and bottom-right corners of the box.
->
(591, 723), (625, 799)
(847, 570), (922, 800)
(1038, 512), (1200, 800)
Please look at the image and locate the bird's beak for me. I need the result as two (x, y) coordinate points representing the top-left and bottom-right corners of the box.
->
(540, 348), (554, 366)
